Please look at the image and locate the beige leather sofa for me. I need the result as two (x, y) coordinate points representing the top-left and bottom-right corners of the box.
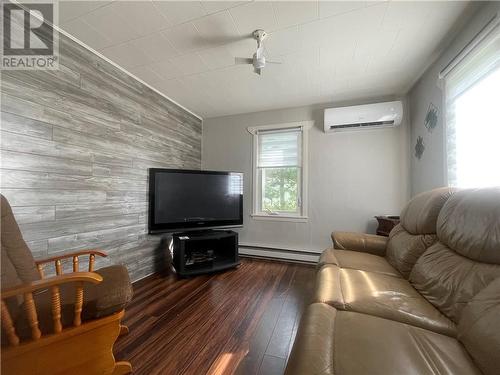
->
(285, 187), (500, 375)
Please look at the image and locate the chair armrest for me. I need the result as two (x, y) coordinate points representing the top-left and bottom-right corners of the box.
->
(1, 272), (103, 298)
(35, 249), (107, 265)
(331, 231), (388, 256)
(1, 272), (103, 346)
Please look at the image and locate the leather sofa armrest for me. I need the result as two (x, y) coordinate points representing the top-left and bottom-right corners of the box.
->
(331, 231), (388, 256)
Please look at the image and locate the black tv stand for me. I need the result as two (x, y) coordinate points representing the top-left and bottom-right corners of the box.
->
(172, 230), (240, 277)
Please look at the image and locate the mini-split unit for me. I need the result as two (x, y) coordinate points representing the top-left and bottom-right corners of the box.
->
(324, 101), (403, 133)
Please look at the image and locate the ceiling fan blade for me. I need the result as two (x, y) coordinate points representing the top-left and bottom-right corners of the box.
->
(235, 57), (253, 65)
(254, 67), (262, 75)
(266, 60), (282, 64)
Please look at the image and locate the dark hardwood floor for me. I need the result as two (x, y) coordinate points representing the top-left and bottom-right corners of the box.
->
(114, 258), (316, 375)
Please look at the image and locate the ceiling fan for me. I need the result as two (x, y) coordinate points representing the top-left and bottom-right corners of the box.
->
(235, 29), (281, 75)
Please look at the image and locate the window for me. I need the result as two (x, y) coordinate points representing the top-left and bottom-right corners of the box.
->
(248, 122), (312, 221)
(443, 23), (500, 188)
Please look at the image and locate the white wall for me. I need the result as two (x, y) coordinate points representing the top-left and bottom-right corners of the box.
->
(202, 97), (410, 257)
(409, 2), (500, 196)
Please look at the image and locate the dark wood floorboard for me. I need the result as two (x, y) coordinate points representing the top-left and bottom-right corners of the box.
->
(114, 258), (315, 375)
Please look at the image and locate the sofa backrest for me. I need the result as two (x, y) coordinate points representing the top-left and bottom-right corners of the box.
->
(1, 194), (39, 288)
(385, 187), (455, 278)
(410, 187), (500, 323)
(458, 277), (500, 375)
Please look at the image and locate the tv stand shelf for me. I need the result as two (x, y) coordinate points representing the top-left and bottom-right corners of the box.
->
(172, 230), (240, 277)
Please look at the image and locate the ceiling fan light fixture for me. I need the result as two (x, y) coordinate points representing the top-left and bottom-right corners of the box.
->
(234, 29), (280, 76)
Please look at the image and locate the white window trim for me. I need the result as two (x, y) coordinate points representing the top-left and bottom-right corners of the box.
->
(248, 121), (313, 222)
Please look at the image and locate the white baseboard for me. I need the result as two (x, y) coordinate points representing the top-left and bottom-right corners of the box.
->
(239, 242), (322, 255)
(239, 246), (319, 263)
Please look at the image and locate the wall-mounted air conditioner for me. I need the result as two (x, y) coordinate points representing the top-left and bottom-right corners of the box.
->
(324, 101), (403, 133)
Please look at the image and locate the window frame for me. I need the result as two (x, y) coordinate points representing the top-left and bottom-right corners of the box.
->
(248, 121), (313, 222)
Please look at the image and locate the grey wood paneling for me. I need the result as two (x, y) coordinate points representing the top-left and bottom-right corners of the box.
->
(0, 33), (202, 281)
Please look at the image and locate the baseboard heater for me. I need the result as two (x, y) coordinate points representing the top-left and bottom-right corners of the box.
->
(238, 243), (320, 264)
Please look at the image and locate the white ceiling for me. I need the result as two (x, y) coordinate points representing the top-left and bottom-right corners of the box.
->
(59, 1), (471, 119)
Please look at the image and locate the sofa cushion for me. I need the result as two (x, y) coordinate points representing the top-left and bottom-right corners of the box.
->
(410, 243), (500, 323)
(284, 303), (337, 375)
(385, 224), (436, 279)
(1, 194), (40, 284)
(410, 188), (500, 323)
(318, 248), (401, 278)
(400, 187), (455, 235)
(13, 265), (133, 340)
(1, 247), (22, 289)
(285, 303), (480, 375)
(437, 187), (500, 264)
(335, 310), (479, 375)
(0, 247), (23, 321)
(82, 265), (133, 319)
(458, 277), (500, 375)
(384, 188), (454, 278)
(314, 265), (456, 336)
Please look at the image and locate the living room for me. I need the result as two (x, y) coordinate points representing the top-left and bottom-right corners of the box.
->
(1, 1), (499, 374)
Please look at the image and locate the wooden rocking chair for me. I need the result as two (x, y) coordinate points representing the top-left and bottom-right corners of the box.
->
(1, 195), (133, 375)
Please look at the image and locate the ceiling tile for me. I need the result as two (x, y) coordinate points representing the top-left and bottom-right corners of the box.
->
(81, 4), (142, 47)
(299, 17), (350, 49)
(170, 53), (209, 76)
(198, 45), (235, 70)
(59, 0), (472, 118)
(193, 11), (241, 46)
(265, 26), (300, 56)
(355, 28), (399, 59)
(59, 1), (110, 23)
(272, 1), (319, 29)
(319, 1), (366, 19)
(128, 65), (165, 87)
(153, 1), (207, 26)
(161, 22), (204, 53)
(101, 42), (154, 69)
(426, 1), (469, 23)
(130, 33), (179, 63)
(319, 71), (350, 98)
(61, 18), (113, 51)
(351, 2), (388, 30)
(201, 1), (247, 14)
(229, 2), (278, 35)
(382, 1), (432, 30)
(149, 60), (183, 81)
(334, 51), (369, 77)
(155, 78), (189, 100)
(111, 1), (170, 37)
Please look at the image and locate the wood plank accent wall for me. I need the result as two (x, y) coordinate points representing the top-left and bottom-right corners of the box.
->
(0, 33), (202, 281)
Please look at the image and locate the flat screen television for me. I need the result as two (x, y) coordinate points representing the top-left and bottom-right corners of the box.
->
(148, 169), (243, 233)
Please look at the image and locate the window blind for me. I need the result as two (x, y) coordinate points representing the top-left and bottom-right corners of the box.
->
(257, 128), (302, 168)
(445, 32), (500, 101)
(444, 27), (500, 187)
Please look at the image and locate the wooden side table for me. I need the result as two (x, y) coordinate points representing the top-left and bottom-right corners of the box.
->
(375, 215), (400, 236)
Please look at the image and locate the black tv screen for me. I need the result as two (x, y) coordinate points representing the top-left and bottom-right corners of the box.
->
(148, 169), (243, 233)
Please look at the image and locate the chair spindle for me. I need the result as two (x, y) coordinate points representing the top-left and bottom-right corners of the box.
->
(89, 254), (95, 272)
(51, 286), (62, 333)
(1, 300), (20, 346)
(24, 292), (42, 340)
(73, 282), (84, 326)
(73, 256), (79, 272)
(37, 264), (45, 279)
(55, 259), (62, 275)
